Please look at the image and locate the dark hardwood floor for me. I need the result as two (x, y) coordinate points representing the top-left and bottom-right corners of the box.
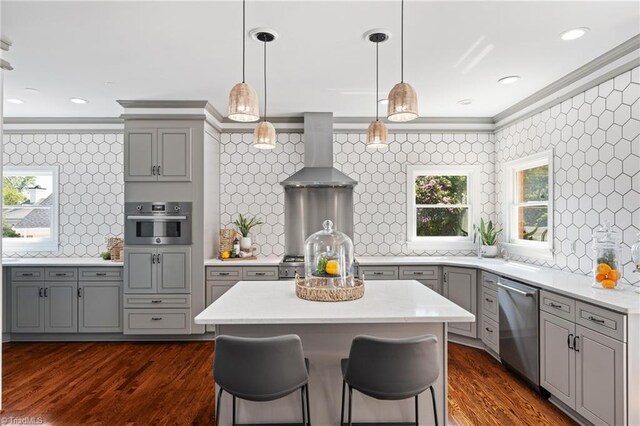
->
(1, 341), (575, 425)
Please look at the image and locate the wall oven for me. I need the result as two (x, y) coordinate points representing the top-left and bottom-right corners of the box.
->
(125, 202), (192, 245)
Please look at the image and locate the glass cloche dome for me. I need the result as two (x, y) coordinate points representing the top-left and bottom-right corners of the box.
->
(304, 220), (354, 287)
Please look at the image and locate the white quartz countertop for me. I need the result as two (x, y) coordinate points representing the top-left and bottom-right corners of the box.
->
(195, 280), (475, 325)
(2, 258), (123, 267)
(204, 257), (281, 266)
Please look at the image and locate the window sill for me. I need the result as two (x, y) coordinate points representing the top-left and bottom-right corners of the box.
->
(503, 243), (554, 261)
(3, 242), (59, 253)
(406, 240), (476, 251)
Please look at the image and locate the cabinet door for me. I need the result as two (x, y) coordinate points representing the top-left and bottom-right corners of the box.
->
(44, 282), (78, 333)
(575, 325), (625, 426)
(205, 280), (237, 332)
(157, 247), (191, 293)
(417, 279), (441, 294)
(125, 248), (157, 293)
(157, 128), (192, 181)
(540, 311), (576, 408)
(125, 128), (157, 181)
(11, 282), (45, 333)
(443, 267), (477, 337)
(78, 282), (122, 333)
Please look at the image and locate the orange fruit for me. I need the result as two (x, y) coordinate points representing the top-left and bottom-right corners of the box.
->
(597, 263), (612, 275)
(601, 279), (616, 289)
(607, 270), (620, 282)
(325, 260), (340, 275)
(595, 273), (607, 282)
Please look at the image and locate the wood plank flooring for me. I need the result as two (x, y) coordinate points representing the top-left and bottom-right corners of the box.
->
(1, 341), (575, 425)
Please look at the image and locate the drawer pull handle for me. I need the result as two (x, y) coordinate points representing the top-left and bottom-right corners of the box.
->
(151, 300), (162, 304)
(484, 279), (494, 284)
(567, 333), (574, 349)
(588, 316), (605, 324)
(549, 302), (563, 309)
(413, 272), (424, 275)
(485, 298), (494, 303)
(22, 273), (34, 276)
(373, 272), (384, 275)
(219, 272), (230, 276)
(485, 327), (493, 333)
(44, 288), (49, 298)
(39, 288), (44, 298)
(255, 272), (266, 276)
(96, 273), (107, 276)
(54, 273), (67, 276)
(151, 317), (162, 321)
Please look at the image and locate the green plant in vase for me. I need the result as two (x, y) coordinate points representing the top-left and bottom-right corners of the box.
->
(473, 218), (502, 258)
(232, 213), (264, 252)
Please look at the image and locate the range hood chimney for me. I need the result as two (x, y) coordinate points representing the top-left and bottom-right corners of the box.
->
(280, 112), (357, 256)
(280, 112), (357, 187)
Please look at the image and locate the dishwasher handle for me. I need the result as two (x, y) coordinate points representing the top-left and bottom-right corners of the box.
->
(497, 282), (535, 297)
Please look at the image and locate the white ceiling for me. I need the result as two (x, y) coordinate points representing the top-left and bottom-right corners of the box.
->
(2, 1), (639, 119)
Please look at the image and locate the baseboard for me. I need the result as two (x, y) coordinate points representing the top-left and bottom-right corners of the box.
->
(3, 333), (216, 343)
(447, 333), (485, 350)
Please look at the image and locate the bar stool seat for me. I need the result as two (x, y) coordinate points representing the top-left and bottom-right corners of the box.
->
(340, 334), (440, 426)
(214, 334), (310, 425)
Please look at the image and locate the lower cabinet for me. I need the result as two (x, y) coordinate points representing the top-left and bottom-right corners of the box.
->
(45, 282), (78, 333)
(205, 280), (237, 332)
(11, 282), (46, 333)
(123, 295), (192, 335)
(12, 281), (78, 333)
(442, 266), (477, 338)
(78, 282), (123, 333)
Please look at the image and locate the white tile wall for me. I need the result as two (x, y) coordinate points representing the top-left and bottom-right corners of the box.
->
(495, 67), (640, 285)
(3, 132), (124, 258)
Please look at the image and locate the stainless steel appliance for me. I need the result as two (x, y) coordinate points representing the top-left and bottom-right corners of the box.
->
(498, 278), (540, 387)
(125, 201), (192, 245)
(279, 255), (305, 280)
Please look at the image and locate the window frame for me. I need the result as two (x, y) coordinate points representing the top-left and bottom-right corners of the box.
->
(503, 150), (554, 260)
(3, 165), (60, 252)
(406, 165), (480, 250)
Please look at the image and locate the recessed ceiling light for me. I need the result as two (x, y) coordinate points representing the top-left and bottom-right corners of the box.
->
(69, 97), (88, 104)
(378, 99), (389, 105)
(457, 99), (473, 106)
(104, 81), (115, 86)
(7, 98), (24, 104)
(498, 76), (521, 85)
(24, 88), (40, 94)
(560, 27), (590, 41)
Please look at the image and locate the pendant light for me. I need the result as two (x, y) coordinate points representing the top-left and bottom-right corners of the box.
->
(367, 32), (388, 148)
(387, 0), (418, 122)
(228, 0), (259, 122)
(253, 31), (277, 149)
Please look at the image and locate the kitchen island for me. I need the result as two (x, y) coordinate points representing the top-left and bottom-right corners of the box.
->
(195, 279), (474, 425)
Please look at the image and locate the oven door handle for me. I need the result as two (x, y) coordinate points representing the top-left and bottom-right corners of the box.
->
(126, 215), (188, 221)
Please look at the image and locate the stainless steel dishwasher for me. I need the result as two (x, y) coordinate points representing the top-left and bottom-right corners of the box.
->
(498, 278), (540, 388)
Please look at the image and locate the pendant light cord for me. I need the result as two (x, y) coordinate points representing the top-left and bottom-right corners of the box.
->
(242, 0), (246, 83)
(375, 41), (379, 121)
(263, 39), (267, 122)
(400, 0), (404, 83)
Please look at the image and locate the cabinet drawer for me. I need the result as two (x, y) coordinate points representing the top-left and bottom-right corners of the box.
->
(45, 268), (78, 281)
(481, 286), (499, 321)
(576, 302), (626, 342)
(242, 267), (278, 281)
(207, 267), (242, 280)
(11, 268), (45, 281)
(124, 294), (191, 309)
(399, 266), (439, 280)
(540, 290), (575, 322)
(79, 268), (123, 281)
(359, 266), (398, 280)
(481, 315), (499, 354)
(480, 271), (499, 292)
(124, 309), (191, 335)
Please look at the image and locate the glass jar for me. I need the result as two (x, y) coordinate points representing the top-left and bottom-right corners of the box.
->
(631, 232), (640, 274)
(304, 220), (354, 287)
(592, 221), (622, 289)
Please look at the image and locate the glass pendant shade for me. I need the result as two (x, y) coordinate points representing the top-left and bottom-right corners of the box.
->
(367, 120), (388, 148)
(228, 82), (260, 122)
(387, 82), (418, 122)
(253, 121), (277, 149)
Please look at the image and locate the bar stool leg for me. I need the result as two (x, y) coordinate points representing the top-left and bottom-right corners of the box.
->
(215, 387), (223, 426)
(415, 394), (419, 426)
(305, 384), (311, 425)
(232, 395), (236, 426)
(340, 381), (346, 426)
(429, 386), (438, 426)
(348, 386), (353, 426)
(300, 386), (306, 425)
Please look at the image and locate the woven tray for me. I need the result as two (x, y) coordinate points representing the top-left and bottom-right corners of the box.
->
(295, 275), (364, 302)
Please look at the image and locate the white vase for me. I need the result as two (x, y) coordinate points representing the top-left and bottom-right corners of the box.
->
(240, 237), (252, 250)
(482, 245), (498, 258)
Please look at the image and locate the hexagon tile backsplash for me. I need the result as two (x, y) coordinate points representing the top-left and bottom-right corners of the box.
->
(2, 132), (124, 258)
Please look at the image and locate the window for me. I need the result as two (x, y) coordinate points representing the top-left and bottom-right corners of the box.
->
(3, 166), (59, 252)
(407, 165), (480, 249)
(503, 151), (554, 259)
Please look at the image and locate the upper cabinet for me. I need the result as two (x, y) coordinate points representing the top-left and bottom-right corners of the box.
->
(125, 127), (192, 182)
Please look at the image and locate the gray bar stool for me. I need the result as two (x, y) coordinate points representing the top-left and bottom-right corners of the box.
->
(340, 334), (439, 426)
(213, 334), (310, 426)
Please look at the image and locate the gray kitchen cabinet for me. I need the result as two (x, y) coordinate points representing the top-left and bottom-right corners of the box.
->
(11, 282), (45, 333)
(157, 128), (192, 181)
(124, 127), (192, 182)
(157, 247), (191, 293)
(124, 128), (156, 181)
(125, 248), (157, 293)
(417, 279), (441, 294)
(540, 311), (576, 408)
(78, 281), (122, 333)
(44, 281), (78, 333)
(442, 266), (477, 338)
(205, 280), (237, 332)
(575, 324), (625, 426)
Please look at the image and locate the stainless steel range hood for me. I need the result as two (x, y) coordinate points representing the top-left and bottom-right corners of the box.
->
(280, 112), (357, 256)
